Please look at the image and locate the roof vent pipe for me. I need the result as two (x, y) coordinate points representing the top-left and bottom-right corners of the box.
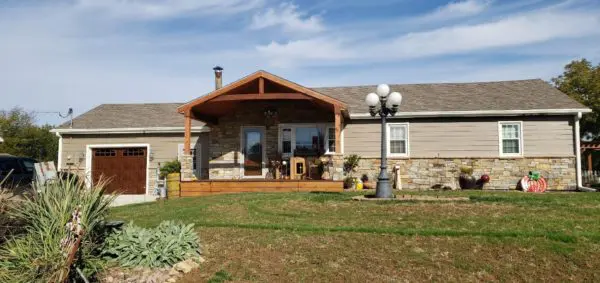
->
(213, 66), (223, 90)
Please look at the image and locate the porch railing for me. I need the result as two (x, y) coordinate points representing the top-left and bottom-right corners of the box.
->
(582, 170), (600, 185)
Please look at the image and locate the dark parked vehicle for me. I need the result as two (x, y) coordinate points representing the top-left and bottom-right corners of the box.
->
(0, 154), (37, 188)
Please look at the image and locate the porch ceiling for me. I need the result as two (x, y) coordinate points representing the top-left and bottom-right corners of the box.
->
(178, 70), (348, 123)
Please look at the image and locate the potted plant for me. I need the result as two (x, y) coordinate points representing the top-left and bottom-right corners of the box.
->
(160, 160), (181, 198)
(343, 154), (361, 189)
(458, 166), (477, 189)
(458, 166), (490, 190)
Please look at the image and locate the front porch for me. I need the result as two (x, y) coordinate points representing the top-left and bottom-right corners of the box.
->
(177, 70), (348, 193)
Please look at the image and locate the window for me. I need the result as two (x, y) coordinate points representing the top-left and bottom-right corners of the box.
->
(123, 148), (145, 156)
(326, 127), (336, 153)
(94, 149), (116, 157)
(387, 123), (408, 157)
(295, 127), (320, 151)
(499, 122), (523, 156)
(282, 128), (292, 154)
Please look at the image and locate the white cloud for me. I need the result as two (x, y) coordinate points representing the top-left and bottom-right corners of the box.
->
(419, 0), (492, 22)
(74, 0), (264, 19)
(257, 7), (600, 67)
(250, 3), (324, 33)
(256, 37), (353, 67)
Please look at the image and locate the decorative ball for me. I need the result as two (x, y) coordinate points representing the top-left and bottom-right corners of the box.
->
(480, 174), (490, 183)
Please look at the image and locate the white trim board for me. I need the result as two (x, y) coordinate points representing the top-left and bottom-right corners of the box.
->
(350, 108), (591, 119)
(51, 126), (210, 134)
(84, 143), (151, 196)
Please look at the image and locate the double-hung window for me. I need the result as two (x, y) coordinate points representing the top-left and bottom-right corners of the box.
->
(325, 127), (336, 153)
(499, 122), (523, 156)
(387, 123), (409, 157)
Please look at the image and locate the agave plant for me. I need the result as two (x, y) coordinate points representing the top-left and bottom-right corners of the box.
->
(0, 177), (116, 282)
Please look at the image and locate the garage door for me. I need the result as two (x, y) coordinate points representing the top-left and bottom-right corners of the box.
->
(92, 147), (147, 194)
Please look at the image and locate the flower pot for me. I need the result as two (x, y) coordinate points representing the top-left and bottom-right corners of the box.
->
(458, 174), (478, 190)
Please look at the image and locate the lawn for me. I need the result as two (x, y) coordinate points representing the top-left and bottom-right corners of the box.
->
(110, 191), (600, 282)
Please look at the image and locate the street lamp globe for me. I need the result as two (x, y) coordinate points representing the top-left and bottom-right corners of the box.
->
(388, 92), (402, 107)
(376, 84), (390, 97)
(365, 92), (379, 107)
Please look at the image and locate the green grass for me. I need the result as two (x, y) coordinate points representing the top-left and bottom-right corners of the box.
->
(110, 191), (600, 282)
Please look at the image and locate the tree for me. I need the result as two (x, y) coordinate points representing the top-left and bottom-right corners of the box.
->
(0, 108), (58, 161)
(551, 59), (600, 138)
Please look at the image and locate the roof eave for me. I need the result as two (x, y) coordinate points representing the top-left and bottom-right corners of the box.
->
(50, 126), (211, 135)
(349, 108), (592, 119)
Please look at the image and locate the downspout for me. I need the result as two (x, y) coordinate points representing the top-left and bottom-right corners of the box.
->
(55, 132), (63, 171)
(574, 112), (595, 191)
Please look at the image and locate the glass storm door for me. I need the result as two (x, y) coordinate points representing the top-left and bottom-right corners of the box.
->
(243, 128), (263, 176)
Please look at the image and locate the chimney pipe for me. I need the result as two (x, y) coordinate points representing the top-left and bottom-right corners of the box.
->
(213, 66), (223, 90)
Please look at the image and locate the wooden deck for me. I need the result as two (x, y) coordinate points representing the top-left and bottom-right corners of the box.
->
(178, 180), (343, 197)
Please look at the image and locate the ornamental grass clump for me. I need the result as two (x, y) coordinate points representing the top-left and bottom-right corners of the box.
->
(0, 177), (115, 282)
(102, 221), (201, 268)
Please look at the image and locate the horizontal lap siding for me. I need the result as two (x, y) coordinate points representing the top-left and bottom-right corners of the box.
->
(343, 116), (574, 158)
(524, 117), (574, 157)
(61, 133), (210, 192)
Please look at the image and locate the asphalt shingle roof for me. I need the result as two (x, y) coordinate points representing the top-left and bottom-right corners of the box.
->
(58, 103), (205, 129)
(313, 79), (587, 114)
(60, 79), (587, 129)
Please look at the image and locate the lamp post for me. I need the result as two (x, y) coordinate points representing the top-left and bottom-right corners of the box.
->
(365, 84), (402, 198)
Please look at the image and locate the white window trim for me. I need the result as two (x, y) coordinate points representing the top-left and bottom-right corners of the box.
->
(277, 123), (335, 156)
(324, 127), (337, 154)
(386, 123), (410, 158)
(498, 121), (524, 157)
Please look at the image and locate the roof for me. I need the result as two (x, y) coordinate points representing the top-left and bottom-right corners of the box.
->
(56, 78), (589, 132)
(55, 103), (205, 130)
(314, 79), (588, 114)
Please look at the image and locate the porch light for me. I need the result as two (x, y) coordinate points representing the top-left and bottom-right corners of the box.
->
(364, 84), (403, 199)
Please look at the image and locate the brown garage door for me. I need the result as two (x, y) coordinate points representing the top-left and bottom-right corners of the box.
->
(92, 147), (147, 194)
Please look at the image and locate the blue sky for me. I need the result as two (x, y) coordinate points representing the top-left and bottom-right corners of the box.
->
(1, 0), (599, 125)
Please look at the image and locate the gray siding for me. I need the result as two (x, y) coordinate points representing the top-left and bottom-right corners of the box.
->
(343, 116), (575, 158)
(60, 133), (209, 193)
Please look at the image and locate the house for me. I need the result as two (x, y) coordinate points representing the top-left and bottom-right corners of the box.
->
(51, 68), (591, 203)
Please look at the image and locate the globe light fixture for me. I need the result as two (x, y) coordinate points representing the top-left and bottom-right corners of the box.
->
(364, 85), (403, 198)
(376, 84), (390, 97)
(365, 92), (379, 107)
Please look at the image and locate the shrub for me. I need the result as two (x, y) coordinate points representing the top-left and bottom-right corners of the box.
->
(0, 178), (115, 282)
(343, 154), (361, 176)
(160, 160), (181, 179)
(102, 221), (201, 268)
(459, 166), (473, 175)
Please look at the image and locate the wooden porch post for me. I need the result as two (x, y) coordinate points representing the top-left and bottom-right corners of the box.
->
(334, 106), (342, 153)
(588, 151), (593, 171)
(184, 111), (192, 154)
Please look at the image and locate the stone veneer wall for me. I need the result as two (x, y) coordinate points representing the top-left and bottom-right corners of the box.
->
(353, 157), (576, 190)
(208, 101), (334, 179)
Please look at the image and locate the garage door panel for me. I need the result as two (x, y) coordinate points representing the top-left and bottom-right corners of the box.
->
(92, 147), (146, 194)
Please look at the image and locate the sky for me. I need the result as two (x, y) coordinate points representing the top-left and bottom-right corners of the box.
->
(1, 0), (599, 126)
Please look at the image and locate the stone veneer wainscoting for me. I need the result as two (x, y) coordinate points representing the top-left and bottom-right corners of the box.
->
(353, 157), (576, 190)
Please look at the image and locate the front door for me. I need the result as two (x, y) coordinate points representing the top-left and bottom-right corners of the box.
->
(243, 128), (264, 176)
